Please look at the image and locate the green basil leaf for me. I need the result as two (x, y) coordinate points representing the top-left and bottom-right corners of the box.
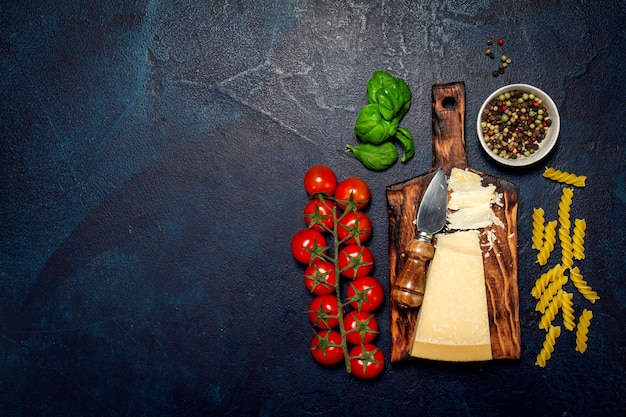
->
(346, 141), (398, 171)
(354, 104), (393, 144)
(376, 88), (400, 121)
(394, 127), (414, 162)
(368, 71), (412, 121)
(394, 78), (412, 119)
(367, 71), (396, 104)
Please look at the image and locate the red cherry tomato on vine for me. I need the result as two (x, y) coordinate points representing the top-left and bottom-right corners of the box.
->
(310, 330), (344, 365)
(308, 294), (340, 329)
(303, 199), (335, 232)
(337, 244), (374, 279)
(334, 177), (370, 210)
(303, 261), (337, 295)
(291, 229), (327, 264)
(346, 276), (384, 312)
(337, 211), (372, 244)
(304, 165), (337, 196)
(349, 343), (385, 379)
(343, 311), (378, 345)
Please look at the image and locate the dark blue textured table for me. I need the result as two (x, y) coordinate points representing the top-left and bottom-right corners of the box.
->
(1, 1), (625, 416)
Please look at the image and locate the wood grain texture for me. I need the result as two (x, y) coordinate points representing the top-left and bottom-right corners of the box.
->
(387, 82), (521, 362)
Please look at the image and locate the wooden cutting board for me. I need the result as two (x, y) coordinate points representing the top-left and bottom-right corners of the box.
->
(386, 82), (521, 362)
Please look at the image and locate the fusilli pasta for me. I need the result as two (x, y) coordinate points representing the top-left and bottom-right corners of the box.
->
(535, 269), (568, 313)
(535, 325), (561, 368)
(569, 266), (600, 303)
(559, 227), (574, 270)
(543, 167), (587, 187)
(557, 188), (574, 230)
(539, 292), (562, 331)
(536, 220), (558, 266)
(558, 290), (576, 331)
(532, 208), (545, 250)
(575, 309), (593, 353)
(572, 218), (586, 260)
(531, 264), (564, 300)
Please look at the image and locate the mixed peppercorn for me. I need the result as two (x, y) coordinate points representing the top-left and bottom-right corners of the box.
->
(485, 38), (511, 77)
(480, 89), (552, 159)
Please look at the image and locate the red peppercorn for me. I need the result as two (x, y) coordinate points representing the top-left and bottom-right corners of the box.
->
(501, 104), (507, 111)
(497, 38), (504, 45)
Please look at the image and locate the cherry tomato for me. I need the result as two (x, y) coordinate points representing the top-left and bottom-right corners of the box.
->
(291, 229), (327, 264)
(337, 244), (374, 279)
(308, 294), (340, 329)
(303, 261), (337, 295)
(304, 165), (337, 196)
(346, 276), (384, 312)
(334, 177), (370, 210)
(310, 330), (344, 365)
(349, 344), (385, 379)
(337, 211), (372, 244)
(343, 311), (378, 345)
(303, 199), (335, 233)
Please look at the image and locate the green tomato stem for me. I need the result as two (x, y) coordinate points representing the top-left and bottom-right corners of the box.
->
(329, 199), (352, 374)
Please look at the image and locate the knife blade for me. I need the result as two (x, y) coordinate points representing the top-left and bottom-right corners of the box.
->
(391, 168), (448, 309)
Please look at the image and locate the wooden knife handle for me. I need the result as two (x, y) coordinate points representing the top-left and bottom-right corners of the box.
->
(390, 239), (435, 309)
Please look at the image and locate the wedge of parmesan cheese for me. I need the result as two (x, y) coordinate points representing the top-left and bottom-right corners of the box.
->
(410, 231), (492, 361)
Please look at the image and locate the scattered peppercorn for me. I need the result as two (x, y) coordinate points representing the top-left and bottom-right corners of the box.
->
(480, 89), (552, 159)
(484, 37), (511, 75)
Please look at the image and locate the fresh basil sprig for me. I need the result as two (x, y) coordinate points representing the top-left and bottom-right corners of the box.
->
(347, 70), (415, 171)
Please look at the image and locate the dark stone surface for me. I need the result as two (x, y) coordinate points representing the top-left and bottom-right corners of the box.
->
(1, 1), (625, 416)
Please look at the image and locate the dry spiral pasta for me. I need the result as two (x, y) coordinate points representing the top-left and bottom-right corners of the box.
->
(543, 167), (587, 187)
(536, 220), (558, 266)
(531, 264), (563, 300)
(558, 290), (576, 331)
(535, 270), (567, 313)
(557, 188), (574, 230)
(572, 218), (586, 260)
(536, 325), (561, 368)
(531, 208), (545, 250)
(559, 227), (574, 270)
(575, 309), (593, 353)
(569, 266), (600, 303)
(539, 292), (562, 331)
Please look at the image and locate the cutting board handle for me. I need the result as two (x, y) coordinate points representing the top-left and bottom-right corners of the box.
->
(431, 82), (468, 172)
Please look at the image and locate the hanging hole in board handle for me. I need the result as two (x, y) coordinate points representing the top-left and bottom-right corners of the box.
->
(442, 96), (456, 110)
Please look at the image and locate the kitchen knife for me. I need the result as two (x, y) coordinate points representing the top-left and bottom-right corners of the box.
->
(390, 168), (448, 309)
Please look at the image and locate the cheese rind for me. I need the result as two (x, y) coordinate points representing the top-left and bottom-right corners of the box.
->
(410, 231), (492, 361)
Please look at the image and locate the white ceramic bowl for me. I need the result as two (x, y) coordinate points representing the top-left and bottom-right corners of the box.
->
(476, 84), (560, 167)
